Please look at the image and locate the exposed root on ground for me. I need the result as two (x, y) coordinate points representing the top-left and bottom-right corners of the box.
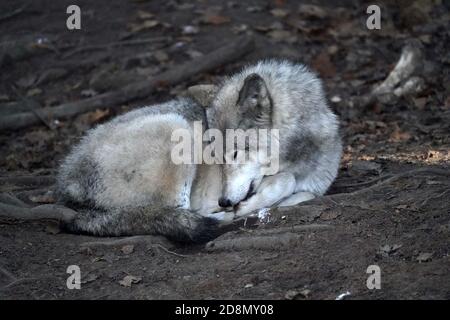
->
(80, 235), (174, 249)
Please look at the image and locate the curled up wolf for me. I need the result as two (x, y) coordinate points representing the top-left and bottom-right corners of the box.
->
(1, 60), (342, 243)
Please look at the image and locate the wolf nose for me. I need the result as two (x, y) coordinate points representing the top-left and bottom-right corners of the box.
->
(218, 197), (232, 208)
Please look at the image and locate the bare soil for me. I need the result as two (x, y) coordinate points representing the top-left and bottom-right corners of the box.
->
(0, 0), (449, 299)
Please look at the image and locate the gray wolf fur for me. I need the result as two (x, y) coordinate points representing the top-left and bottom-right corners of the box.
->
(198, 59), (342, 217)
(57, 98), (230, 243)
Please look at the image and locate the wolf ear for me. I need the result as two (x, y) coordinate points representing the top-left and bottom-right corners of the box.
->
(237, 73), (272, 115)
(187, 84), (219, 108)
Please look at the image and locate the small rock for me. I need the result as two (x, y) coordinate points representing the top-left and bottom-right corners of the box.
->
(232, 24), (248, 34)
(335, 291), (351, 300)
(247, 6), (262, 13)
(285, 288), (311, 300)
(244, 283), (254, 289)
(299, 289), (311, 298)
(331, 95), (342, 103)
(119, 275), (142, 287)
(201, 14), (230, 25)
(285, 290), (299, 300)
(270, 8), (289, 18)
(182, 25), (199, 35)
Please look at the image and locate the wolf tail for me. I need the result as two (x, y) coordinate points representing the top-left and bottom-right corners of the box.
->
(61, 206), (222, 243)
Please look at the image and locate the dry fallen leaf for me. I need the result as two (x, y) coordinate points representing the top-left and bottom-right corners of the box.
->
(119, 275), (142, 287)
(311, 52), (336, 78)
(389, 124), (411, 142)
(202, 14), (230, 25)
(270, 8), (289, 18)
(267, 30), (296, 43)
(86, 109), (110, 123)
(30, 192), (56, 204)
(153, 50), (169, 63)
(136, 10), (154, 20)
(129, 19), (159, 33)
(121, 244), (135, 255)
(298, 4), (328, 19)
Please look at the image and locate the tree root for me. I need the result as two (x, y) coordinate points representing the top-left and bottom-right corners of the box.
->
(324, 168), (450, 202)
(0, 3), (28, 23)
(258, 224), (334, 235)
(357, 39), (425, 108)
(0, 36), (254, 131)
(80, 235), (174, 249)
(0, 203), (76, 223)
(61, 36), (169, 58)
(206, 224), (333, 252)
(206, 233), (302, 252)
(0, 175), (56, 188)
(0, 193), (30, 208)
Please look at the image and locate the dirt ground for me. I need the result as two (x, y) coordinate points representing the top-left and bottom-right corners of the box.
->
(0, 0), (449, 300)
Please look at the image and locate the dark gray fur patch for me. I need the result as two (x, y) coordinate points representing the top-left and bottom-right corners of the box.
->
(236, 74), (273, 129)
(284, 134), (321, 166)
(59, 156), (102, 208)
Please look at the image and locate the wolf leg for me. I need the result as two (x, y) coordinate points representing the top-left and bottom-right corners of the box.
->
(235, 172), (296, 217)
(277, 191), (315, 207)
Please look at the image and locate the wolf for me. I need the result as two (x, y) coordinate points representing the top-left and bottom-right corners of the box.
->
(194, 59), (342, 217)
(56, 98), (232, 243)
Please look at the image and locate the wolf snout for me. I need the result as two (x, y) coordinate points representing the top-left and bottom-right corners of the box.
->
(218, 197), (233, 208)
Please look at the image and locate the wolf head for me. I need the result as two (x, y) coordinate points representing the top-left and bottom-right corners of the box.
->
(189, 72), (278, 208)
(205, 73), (273, 132)
(219, 143), (277, 207)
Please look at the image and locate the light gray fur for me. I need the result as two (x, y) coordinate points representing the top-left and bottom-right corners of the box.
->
(206, 59), (342, 215)
(57, 98), (228, 243)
